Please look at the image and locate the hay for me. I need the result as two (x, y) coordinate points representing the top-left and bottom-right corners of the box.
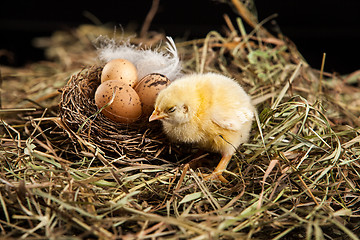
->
(1, 3), (360, 239)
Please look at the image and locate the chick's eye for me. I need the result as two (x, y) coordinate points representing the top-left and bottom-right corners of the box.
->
(167, 106), (176, 113)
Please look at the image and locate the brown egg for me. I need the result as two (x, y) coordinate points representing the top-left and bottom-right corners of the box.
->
(95, 80), (142, 123)
(101, 59), (138, 87)
(134, 73), (170, 116)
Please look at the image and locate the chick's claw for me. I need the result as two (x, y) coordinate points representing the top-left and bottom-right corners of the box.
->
(202, 171), (229, 183)
(202, 154), (232, 183)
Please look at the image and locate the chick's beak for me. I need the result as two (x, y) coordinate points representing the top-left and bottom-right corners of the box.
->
(149, 109), (167, 122)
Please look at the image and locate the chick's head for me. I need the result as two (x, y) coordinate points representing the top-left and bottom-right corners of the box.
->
(149, 83), (198, 125)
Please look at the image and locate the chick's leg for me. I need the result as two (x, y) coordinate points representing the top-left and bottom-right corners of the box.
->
(203, 154), (232, 183)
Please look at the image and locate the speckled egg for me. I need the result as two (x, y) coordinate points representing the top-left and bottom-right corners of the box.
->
(95, 80), (142, 123)
(101, 59), (138, 87)
(134, 73), (170, 116)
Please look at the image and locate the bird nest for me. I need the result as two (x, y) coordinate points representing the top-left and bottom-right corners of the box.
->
(58, 65), (171, 160)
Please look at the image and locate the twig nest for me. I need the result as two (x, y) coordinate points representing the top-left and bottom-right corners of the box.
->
(58, 66), (167, 158)
(59, 37), (184, 157)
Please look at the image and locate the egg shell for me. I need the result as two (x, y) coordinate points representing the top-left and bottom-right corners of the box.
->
(95, 80), (142, 123)
(134, 73), (170, 116)
(101, 59), (138, 87)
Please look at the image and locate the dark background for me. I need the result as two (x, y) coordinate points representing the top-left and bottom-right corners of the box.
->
(0, 0), (359, 74)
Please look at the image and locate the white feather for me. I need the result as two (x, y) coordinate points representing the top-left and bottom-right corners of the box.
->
(94, 36), (183, 80)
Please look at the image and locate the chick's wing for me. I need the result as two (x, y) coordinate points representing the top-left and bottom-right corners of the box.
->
(210, 106), (254, 131)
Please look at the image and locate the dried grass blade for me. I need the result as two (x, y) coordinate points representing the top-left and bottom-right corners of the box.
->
(179, 192), (203, 205)
(258, 159), (278, 209)
(271, 224), (301, 240)
(0, 191), (10, 223)
(190, 169), (221, 211)
(33, 189), (101, 220)
(123, 206), (208, 235)
(218, 200), (264, 231)
(272, 62), (302, 110)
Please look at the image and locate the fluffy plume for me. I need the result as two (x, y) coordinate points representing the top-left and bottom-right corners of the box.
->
(95, 36), (183, 80)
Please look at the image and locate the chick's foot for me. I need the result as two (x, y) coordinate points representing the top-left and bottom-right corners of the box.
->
(202, 154), (232, 183)
(202, 172), (229, 183)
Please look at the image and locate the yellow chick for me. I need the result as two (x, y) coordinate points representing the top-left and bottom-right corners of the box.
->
(149, 72), (254, 183)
